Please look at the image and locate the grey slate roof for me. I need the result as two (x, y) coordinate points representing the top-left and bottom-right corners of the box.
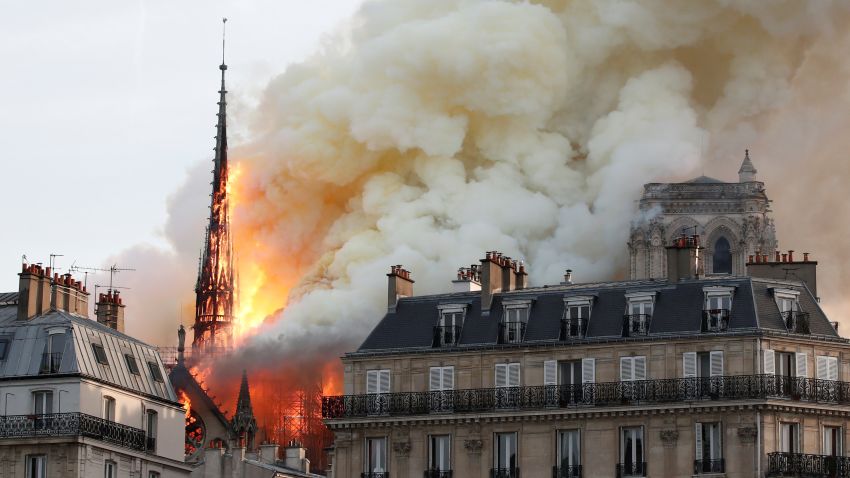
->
(356, 276), (838, 353)
(0, 301), (177, 403)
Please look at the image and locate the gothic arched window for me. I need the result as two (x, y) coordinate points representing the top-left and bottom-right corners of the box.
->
(713, 237), (732, 274)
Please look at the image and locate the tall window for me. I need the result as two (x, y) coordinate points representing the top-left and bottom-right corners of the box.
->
(817, 356), (839, 381)
(429, 366), (454, 391)
(104, 460), (116, 478)
(26, 455), (46, 478)
(704, 290), (732, 331)
(366, 369), (390, 415)
(562, 299), (591, 339)
(147, 410), (158, 452)
(620, 427), (645, 477)
(436, 309), (463, 346)
(501, 305), (529, 344)
(620, 357), (647, 382)
(683, 352), (724, 378)
(558, 430), (580, 476)
(365, 437), (387, 474)
(494, 432), (518, 474)
(41, 332), (66, 374)
(495, 363), (520, 388)
(625, 298), (653, 336)
(780, 423), (800, 453)
(103, 396), (115, 421)
(695, 422), (723, 473)
(824, 426), (842, 457)
(712, 237), (732, 274)
(32, 391), (53, 415)
(429, 435), (451, 472)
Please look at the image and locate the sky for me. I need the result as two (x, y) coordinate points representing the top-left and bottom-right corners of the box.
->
(0, 0), (362, 291)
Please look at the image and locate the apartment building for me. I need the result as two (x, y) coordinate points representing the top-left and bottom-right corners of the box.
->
(323, 241), (847, 478)
(0, 264), (190, 478)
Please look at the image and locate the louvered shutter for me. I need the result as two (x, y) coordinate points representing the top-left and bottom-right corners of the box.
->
(828, 357), (839, 381)
(430, 367), (441, 391)
(817, 356), (828, 380)
(495, 364), (508, 388)
(378, 369), (391, 393)
(582, 358), (596, 384)
(764, 349), (775, 375)
(710, 351), (724, 377)
(796, 353), (808, 378)
(366, 370), (378, 394)
(683, 352), (697, 378)
(443, 366), (454, 390)
(544, 360), (557, 386)
(634, 356), (647, 380)
(508, 363), (521, 387)
(695, 423), (703, 459)
(620, 357), (633, 381)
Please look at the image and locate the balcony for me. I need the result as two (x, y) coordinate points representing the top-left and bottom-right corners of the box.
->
(622, 315), (651, 337)
(323, 374), (850, 419)
(767, 452), (849, 477)
(783, 311), (811, 334)
(424, 471), (452, 478)
(694, 459), (724, 474)
(0, 413), (147, 452)
(39, 353), (62, 374)
(552, 465), (582, 477)
(490, 468), (519, 478)
(702, 309), (730, 332)
(559, 318), (587, 340)
(616, 462), (646, 477)
(432, 326), (461, 348)
(498, 322), (526, 344)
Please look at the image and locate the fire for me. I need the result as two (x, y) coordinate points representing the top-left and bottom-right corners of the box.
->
(178, 390), (192, 418)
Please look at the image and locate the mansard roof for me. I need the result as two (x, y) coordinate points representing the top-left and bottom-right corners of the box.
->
(353, 276), (839, 355)
(0, 297), (177, 403)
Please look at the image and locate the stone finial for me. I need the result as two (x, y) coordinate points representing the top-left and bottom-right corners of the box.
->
(738, 149), (757, 182)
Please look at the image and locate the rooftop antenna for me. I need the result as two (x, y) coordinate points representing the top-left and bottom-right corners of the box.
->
(49, 253), (64, 271)
(93, 284), (131, 314)
(71, 264), (136, 292)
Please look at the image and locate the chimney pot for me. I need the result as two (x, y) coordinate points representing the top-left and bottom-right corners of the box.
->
(804, 252), (810, 261)
(748, 255), (754, 263)
(781, 253), (788, 263)
(788, 250), (794, 262)
(775, 251), (781, 262)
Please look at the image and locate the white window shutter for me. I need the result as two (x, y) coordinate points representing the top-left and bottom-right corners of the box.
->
(710, 351), (724, 377)
(620, 357), (632, 381)
(430, 367), (441, 391)
(508, 363), (521, 387)
(796, 352), (808, 378)
(695, 422), (703, 458)
(683, 352), (697, 378)
(443, 366), (455, 390)
(495, 364), (507, 388)
(544, 360), (557, 386)
(366, 370), (378, 394)
(378, 369), (391, 393)
(764, 349), (775, 375)
(828, 357), (839, 381)
(634, 356), (647, 380)
(817, 356), (828, 380)
(582, 358), (596, 384)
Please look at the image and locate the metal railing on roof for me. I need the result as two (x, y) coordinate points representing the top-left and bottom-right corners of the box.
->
(783, 311), (811, 334)
(0, 413), (147, 452)
(767, 452), (847, 477)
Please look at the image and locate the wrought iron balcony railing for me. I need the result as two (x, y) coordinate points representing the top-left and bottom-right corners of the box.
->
(767, 452), (850, 477)
(552, 464), (582, 477)
(694, 458), (725, 474)
(498, 322), (526, 344)
(323, 374), (850, 419)
(783, 311), (811, 334)
(423, 470), (452, 478)
(432, 326), (461, 348)
(39, 353), (62, 374)
(622, 314), (651, 337)
(361, 473), (389, 478)
(0, 413), (147, 451)
(616, 462), (647, 477)
(559, 318), (587, 340)
(490, 468), (520, 478)
(702, 309), (730, 332)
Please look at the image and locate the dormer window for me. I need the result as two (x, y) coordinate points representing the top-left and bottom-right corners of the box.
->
(774, 289), (808, 334)
(561, 296), (592, 340)
(703, 286), (734, 332)
(499, 300), (530, 344)
(434, 304), (466, 347)
(623, 293), (654, 337)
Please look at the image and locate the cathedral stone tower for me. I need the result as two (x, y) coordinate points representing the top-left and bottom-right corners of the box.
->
(628, 150), (777, 279)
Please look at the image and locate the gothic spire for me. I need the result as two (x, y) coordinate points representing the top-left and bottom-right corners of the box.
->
(231, 370), (258, 448)
(213, 17), (228, 188)
(738, 148), (757, 182)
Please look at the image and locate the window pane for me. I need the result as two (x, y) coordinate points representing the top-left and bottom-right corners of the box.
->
(712, 237), (732, 273)
(559, 430), (580, 468)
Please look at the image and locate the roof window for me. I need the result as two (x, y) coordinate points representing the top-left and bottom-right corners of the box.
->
(703, 286), (734, 332)
(560, 296), (593, 340)
(92, 343), (109, 365)
(499, 300), (531, 344)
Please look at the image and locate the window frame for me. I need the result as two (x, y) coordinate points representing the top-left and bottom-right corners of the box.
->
(147, 361), (164, 382)
(364, 436), (388, 473)
(780, 422), (800, 453)
(32, 390), (53, 415)
(125, 354), (140, 375)
(429, 366), (454, 392)
(557, 429), (581, 471)
(620, 426), (645, 474)
(0, 336), (10, 360)
(103, 396), (116, 421)
(104, 460), (117, 478)
(494, 431), (518, 471)
(25, 454), (46, 478)
(824, 425), (842, 457)
(620, 356), (647, 382)
(495, 363), (521, 388)
(695, 422), (723, 466)
(562, 296), (593, 338)
(428, 434), (452, 472)
(91, 343), (109, 365)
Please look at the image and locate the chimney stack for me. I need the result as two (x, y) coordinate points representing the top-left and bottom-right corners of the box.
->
(452, 265), (482, 293)
(284, 440), (310, 473)
(96, 290), (126, 332)
(387, 265), (413, 310)
(562, 269), (573, 285)
(666, 234), (703, 282)
(514, 261), (527, 290)
(17, 263), (51, 320)
(51, 273), (89, 317)
(479, 251), (527, 311)
(747, 250), (818, 297)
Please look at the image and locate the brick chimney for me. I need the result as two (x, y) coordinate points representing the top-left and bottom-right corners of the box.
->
(96, 290), (125, 332)
(52, 273), (89, 318)
(284, 440), (310, 473)
(387, 265), (413, 310)
(17, 263), (51, 320)
(480, 251), (525, 311)
(666, 234), (703, 282)
(514, 261), (527, 290)
(452, 265), (482, 293)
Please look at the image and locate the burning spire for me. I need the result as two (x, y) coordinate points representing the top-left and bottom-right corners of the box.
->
(193, 17), (236, 354)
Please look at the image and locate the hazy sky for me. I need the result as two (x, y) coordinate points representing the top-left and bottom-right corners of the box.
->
(0, 0), (362, 291)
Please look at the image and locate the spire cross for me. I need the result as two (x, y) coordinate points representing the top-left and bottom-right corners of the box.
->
(221, 18), (227, 68)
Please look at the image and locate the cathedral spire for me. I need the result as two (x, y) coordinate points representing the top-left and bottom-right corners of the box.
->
(738, 148), (757, 182)
(231, 370), (258, 449)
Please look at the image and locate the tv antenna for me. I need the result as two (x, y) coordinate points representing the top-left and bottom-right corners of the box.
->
(70, 263), (135, 291)
(49, 253), (64, 271)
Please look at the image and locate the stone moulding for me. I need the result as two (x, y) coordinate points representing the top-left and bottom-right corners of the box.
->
(464, 439), (483, 455)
